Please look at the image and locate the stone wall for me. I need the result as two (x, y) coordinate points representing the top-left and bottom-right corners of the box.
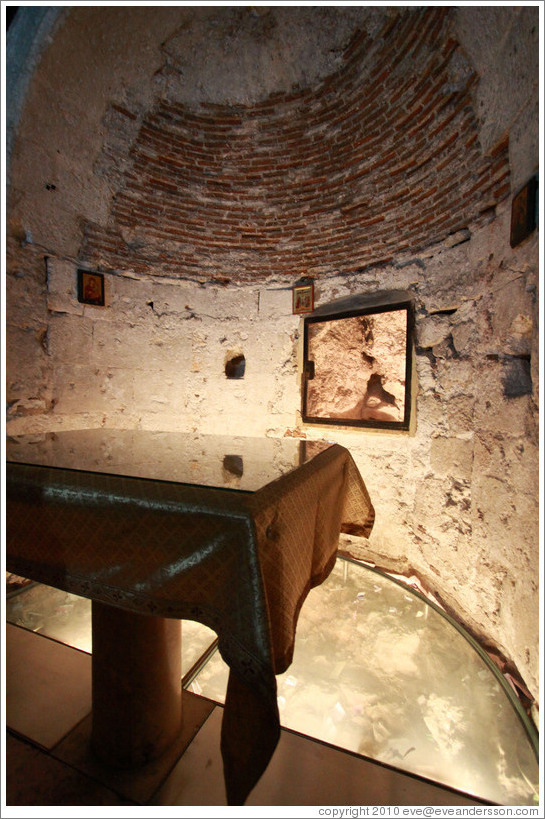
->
(5, 5), (540, 702)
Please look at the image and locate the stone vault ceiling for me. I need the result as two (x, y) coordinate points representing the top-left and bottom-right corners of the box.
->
(10, 5), (512, 284)
(157, 6), (389, 107)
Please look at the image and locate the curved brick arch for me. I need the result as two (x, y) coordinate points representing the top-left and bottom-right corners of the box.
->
(81, 7), (510, 282)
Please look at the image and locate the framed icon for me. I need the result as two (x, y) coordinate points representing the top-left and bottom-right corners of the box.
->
(292, 283), (314, 315)
(510, 175), (538, 248)
(77, 270), (105, 306)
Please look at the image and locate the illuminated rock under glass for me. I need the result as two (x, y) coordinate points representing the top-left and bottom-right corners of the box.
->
(305, 309), (408, 425)
(189, 559), (539, 807)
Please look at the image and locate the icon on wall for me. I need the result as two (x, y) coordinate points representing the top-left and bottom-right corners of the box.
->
(510, 174), (538, 248)
(292, 282), (314, 315)
(77, 269), (105, 306)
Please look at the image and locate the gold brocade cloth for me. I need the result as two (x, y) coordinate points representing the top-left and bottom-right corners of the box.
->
(6, 440), (374, 805)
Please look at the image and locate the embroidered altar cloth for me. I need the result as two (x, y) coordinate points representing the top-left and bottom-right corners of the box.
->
(6, 429), (375, 804)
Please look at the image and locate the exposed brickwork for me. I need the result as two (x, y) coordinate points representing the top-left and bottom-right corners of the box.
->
(81, 7), (510, 282)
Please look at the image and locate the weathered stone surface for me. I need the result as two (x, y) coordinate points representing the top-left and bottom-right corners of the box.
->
(158, 5), (380, 107)
(5, 325), (47, 395)
(445, 394), (475, 435)
(47, 314), (93, 364)
(417, 315), (452, 350)
(50, 364), (135, 416)
(430, 436), (473, 480)
(450, 322), (475, 355)
(455, 5), (539, 155)
(258, 287), (293, 320)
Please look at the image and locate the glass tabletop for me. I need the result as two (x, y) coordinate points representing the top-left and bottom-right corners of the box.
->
(6, 429), (330, 492)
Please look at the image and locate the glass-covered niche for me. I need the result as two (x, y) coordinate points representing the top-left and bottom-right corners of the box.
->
(302, 292), (415, 431)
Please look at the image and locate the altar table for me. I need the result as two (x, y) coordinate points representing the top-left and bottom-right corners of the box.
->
(6, 429), (374, 805)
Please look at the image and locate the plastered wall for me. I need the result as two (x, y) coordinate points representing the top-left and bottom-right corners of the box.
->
(5, 5), (540, 703)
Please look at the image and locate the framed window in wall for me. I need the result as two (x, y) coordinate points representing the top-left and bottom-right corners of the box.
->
(302, 292), (415, 431)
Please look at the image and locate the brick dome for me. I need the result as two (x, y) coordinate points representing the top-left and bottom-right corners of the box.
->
(80, 6), (509, 283)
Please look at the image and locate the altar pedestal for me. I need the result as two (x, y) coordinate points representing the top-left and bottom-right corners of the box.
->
(91, 602), (182, 768)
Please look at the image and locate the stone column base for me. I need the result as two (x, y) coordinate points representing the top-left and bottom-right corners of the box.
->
(91, 601), (182, 768)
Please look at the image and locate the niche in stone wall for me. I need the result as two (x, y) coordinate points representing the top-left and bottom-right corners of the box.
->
(225, 353), (246, 379)
(302, 292), (415, 431)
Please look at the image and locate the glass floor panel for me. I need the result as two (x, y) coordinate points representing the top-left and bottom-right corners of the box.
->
(5, 559), (539, 806)
(4, 579), (217, 678)
(189, 559), (539, 807)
